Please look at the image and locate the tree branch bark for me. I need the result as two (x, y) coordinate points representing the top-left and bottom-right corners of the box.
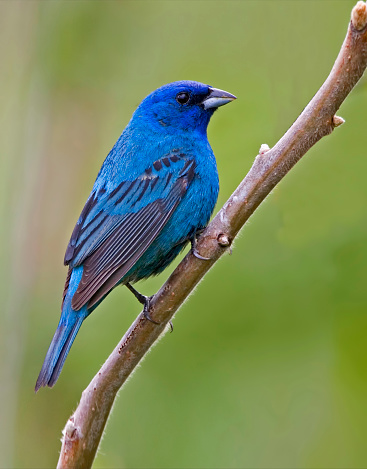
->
(57, 3), (367, 467)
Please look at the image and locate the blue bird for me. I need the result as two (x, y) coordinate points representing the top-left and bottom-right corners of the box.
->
(35, 81), (236, 391)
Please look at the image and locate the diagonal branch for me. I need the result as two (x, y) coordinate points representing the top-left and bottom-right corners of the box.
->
(57, 3), (367, 468)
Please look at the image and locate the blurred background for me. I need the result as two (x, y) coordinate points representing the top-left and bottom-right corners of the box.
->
(1, 1), (367, 468)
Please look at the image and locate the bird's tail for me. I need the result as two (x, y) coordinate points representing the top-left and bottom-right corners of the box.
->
(35, 312), (85, 392)
(35, 268), (90, 394)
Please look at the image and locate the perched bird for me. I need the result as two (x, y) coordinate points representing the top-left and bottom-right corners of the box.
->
(35, 80), (236, 391)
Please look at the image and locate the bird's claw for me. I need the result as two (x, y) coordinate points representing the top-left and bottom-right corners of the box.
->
(192, 248), (210, 261)
(143, 301), (160, 325)
(126, 283), (160, 325)
(191, 232), (210, 261)
(125, 283), (174, 329)
(141, 295), (160, 325)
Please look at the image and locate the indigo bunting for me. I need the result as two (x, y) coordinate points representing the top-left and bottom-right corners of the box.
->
(35, 81), (236, 391)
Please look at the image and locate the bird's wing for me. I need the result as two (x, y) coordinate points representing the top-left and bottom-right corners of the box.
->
(63, 155), (196, 311)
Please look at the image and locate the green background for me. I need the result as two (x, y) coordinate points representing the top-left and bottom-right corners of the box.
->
(1, 1), (367, 468)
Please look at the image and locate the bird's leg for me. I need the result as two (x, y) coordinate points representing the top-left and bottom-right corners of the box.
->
(125, 282), (148, 305)
(125, 283), (174, 331)
(125, 283), (159, 325)
(191, 229), (210, 261)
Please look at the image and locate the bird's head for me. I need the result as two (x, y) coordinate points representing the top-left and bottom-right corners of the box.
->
(132, 81), (236, 135)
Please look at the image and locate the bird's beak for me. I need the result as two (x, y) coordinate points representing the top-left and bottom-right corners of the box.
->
(202, 87), (237, 110)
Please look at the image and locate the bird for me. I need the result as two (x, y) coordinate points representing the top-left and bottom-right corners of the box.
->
(35, 80), (236, 391)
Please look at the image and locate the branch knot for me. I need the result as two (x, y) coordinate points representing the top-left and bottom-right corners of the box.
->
(332, 115), (345, 128)
(63, 418), (79, 440)
(217, 233), (232, 248)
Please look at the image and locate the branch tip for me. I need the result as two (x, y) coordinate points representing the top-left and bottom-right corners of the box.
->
(332, 115), (345, 127)
(352, 1), (367, 31)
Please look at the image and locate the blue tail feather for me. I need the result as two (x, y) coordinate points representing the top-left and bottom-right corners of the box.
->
(35, 266), (87, 391)
(35, 314), (85, 391)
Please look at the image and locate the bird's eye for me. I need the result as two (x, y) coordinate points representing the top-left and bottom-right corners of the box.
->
(176, 92), (190, 105)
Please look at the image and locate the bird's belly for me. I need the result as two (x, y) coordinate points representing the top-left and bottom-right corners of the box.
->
(125, 177), (218, 282)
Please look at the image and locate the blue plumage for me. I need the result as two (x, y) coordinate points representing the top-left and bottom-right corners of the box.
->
(36, 80), (236, 390)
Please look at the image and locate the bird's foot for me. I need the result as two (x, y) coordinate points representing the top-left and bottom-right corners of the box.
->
(143, 299), (160, 325)
(126, 283), (159, 325)
(191, 231), (210, 261)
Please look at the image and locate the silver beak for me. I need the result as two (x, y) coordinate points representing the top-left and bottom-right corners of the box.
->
(202, 87), (237, 110)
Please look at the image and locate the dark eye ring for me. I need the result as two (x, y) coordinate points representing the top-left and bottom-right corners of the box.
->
(176, 92), (190, 105)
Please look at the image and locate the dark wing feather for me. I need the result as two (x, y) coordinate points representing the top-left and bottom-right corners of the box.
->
(64, 156), (196, 311)
(64, 193), (99, 265)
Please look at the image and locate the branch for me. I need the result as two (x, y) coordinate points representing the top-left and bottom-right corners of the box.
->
(57, 3), (367, 468)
